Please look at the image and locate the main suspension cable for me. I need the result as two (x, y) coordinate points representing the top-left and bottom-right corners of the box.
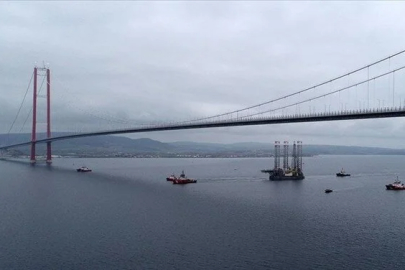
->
(7, 71), (34, 135)
(178, 49), (405, 124)
(18, 74), (47, 133)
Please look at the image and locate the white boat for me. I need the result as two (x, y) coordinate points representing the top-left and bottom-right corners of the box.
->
(77, 166), (92, 172)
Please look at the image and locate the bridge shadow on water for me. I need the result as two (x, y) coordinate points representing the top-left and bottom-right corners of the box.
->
(0, 157), (158, 191)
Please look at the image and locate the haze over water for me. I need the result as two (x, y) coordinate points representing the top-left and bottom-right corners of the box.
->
(0, 156), (404, 269)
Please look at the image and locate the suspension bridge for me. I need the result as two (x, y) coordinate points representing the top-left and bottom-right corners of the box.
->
(1, 50), (405, 164)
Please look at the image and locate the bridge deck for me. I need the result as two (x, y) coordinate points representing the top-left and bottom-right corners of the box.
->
(1, 107), (404, 150)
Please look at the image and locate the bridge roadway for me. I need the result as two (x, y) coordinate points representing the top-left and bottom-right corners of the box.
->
(1, 107), (405, 150)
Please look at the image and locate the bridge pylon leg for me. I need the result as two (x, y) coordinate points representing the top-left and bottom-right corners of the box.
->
(46, 68), (52, 165)
(30, 142), (36, 164)
(46, 142), (52, 164)
(30, 67), (38, 165)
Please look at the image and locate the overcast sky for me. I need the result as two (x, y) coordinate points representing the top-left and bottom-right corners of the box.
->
(2, 1), (405, 148)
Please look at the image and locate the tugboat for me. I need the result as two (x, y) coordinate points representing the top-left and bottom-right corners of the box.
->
(173, 170), (197, 185)
(336, 169), (350, 177)
(166, 174), (177, 181)
(77, 166), (92, 172)
(386, 177), (405, 190)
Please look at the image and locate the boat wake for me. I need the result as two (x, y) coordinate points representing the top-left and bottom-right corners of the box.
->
(325, 183), (365, 192)
(199, 177), (264, 183)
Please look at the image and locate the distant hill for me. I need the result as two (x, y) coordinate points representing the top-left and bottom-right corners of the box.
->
(1, 133), (405, 157)
(0, 133), (175, 156)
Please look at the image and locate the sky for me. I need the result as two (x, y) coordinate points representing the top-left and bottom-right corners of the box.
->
(2, 1), (405, 148)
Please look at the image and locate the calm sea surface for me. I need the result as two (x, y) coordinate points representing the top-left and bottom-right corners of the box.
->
(1, 156), (405, 269)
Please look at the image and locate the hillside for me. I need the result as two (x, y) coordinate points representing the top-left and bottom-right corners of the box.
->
(1, 133), (405, 157)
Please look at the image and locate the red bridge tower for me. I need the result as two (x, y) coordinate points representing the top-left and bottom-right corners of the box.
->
(30, 66), (52, 164)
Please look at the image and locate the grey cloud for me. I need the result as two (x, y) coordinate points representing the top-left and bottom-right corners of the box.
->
(2, 2), (405, 148)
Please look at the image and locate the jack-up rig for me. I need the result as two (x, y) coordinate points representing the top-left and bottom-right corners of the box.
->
(261, 141), (304, 181)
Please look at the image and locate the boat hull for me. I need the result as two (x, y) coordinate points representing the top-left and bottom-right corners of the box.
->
(77, 169), (92, 172)
(269, 175), (304, 181)
(173, 179), (197, 184)
(386, 184), (405, 190)
(336, 173), (350, 177)
(263, 168), (305, 181)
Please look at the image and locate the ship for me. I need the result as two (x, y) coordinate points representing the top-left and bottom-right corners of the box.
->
(77, 166), (92, 172)
(336, 169), (350, 177)
(172, 170), (197, 184)
(386, 177), (405, 190)
(261, 141), (305, 181)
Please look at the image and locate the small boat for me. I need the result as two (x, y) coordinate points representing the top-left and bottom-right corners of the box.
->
(386, 177), (405, 190)
(77, 166), (92, 172)
(166, 174), (177, 181)
(336, 168), (350, 177)
(172, 170), (197, 185)
(325, 189), (333, 193)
